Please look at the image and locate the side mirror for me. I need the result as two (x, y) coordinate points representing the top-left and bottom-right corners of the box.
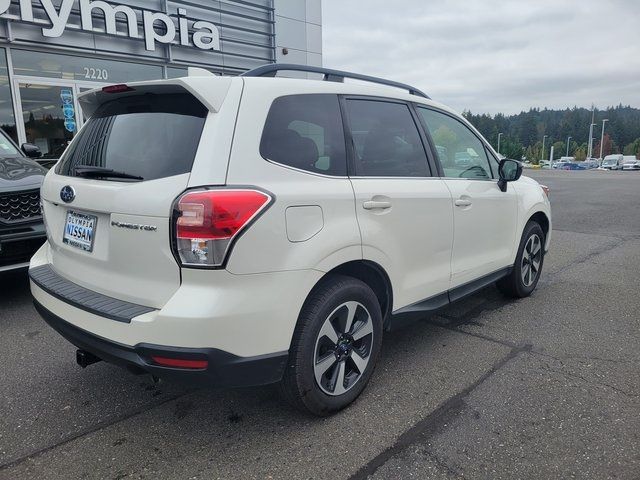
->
(498, 159), (522, 192)
(21, 143), (42, 159)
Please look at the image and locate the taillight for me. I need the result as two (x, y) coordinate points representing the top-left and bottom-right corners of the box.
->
(173, 189), (272, 267)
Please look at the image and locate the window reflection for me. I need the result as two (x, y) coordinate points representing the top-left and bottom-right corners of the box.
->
(167, 67), (188, 79)
(0, 49), (18, 143)
(12, 50), (164, 84)
(20, 84), (76, 159)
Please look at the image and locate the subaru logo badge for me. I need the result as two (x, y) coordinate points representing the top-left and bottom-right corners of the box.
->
(60, 186), (75, 204)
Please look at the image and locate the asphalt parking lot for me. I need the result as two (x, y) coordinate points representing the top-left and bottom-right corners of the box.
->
(1, 169), (639, 480)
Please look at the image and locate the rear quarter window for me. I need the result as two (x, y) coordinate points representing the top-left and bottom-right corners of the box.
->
(57, 92), (208, 181)
(260, 94), (347, 176)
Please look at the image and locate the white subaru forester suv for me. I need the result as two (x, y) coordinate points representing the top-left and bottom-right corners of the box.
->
(30, 64), (551, 416)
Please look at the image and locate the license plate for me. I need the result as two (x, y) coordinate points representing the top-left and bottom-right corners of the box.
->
(63, 210), (97, 252)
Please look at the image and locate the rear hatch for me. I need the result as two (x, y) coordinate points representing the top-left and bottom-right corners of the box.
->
(40, 79), (236, 308)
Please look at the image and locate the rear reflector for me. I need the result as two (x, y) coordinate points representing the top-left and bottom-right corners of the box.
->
(151, 356), (208, 370)
(102, 84), (134, 94)
(174, 189), (272, 267)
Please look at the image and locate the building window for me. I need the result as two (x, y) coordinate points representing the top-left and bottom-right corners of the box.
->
(0, 49), (17, 143)
(11, 50), (164, 84)
(167, 67), (188, 79)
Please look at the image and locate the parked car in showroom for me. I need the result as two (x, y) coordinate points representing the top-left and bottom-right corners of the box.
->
(0, 129), (47, 272)
(29, 65), (551, 416)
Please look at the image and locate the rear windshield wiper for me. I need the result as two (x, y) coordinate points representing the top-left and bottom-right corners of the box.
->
(74, 166), (143, 181)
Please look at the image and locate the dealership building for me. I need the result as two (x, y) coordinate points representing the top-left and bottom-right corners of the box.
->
(0, 0), (322, 159)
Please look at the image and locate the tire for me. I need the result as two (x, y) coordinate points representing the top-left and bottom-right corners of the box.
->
(279, 274), (383, 416)
(496, 221), (545, 298)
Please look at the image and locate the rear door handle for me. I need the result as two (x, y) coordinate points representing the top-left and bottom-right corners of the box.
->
(363, 200), (392, 210)
(455, 198), (472, 207)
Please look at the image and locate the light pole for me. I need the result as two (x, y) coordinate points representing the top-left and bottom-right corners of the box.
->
(541, 135), (548, 161)
(587, 123), (596, 159)
(497, 132), (503, 155)
(599, 119), (609, 160)
(566, 136), (572, 157)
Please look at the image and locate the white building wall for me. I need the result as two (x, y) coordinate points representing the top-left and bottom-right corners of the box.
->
(273, 0), (322, 69)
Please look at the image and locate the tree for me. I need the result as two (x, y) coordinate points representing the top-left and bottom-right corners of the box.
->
(592, 133), (616, 158)
(623, 138), (640, 159)
(551, 141), (565, 160)
(524, 145), (535, 163)
(464, 105), (640, 154)
(432, 125), (457, 153)
(517, 115), (538, 147)
(574, 145), (587, 161)
(500, 136), (524, 161)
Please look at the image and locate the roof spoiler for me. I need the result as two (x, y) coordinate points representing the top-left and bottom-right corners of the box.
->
(78, 76), (233, 117)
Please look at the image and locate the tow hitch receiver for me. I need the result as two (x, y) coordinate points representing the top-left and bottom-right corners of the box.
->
(76, 350), (102, 369)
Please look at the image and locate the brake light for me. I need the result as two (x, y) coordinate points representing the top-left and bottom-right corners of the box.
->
(174, 189), (272, 267)
(151, 356), (208, 370)
(102, 84), (134, 94)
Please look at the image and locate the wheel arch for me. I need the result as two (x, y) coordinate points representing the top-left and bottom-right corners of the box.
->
(529, 211), (549, 236)
(527, 210), (551, 250)
(321, 260), (393, 323)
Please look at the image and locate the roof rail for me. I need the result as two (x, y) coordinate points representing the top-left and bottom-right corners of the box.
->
(241, 64), (430, 99)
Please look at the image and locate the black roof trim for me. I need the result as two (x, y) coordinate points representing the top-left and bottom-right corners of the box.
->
(241, 64), (430, 99)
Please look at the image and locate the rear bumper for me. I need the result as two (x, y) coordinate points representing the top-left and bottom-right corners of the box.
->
(30, 243), (323, 357)
(34, 300), (288, 388)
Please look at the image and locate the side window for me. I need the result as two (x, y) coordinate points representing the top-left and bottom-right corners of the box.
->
(260, 94), (347, 176)
(344, 99), (430, 177)
(417, 107), (494, 180)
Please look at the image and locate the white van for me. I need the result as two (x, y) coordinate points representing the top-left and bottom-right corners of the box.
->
(622, 155), (640, 171)
(602, 154), (624, 170)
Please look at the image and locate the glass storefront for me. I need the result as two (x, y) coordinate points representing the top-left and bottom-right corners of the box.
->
(19, 83), (77, 159)
(167, 67), (189, 79)
(11, 50), (164, 84)
(1, 48), (177, 159)
(0, 50), (17, 142)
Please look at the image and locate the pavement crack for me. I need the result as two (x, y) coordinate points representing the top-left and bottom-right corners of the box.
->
(424, 320), (520, 350)
(348, 344), (532, 480)
(546, 236), (630, 280)
(540, 365), (638, 399)
(0, 391), (193, 472)
(536, 352), (635, 366)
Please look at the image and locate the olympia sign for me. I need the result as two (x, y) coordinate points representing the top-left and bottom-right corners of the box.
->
(0, 0), (221, 52)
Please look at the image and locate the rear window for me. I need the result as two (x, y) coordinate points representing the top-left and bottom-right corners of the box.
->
(260, 94), (347, 176)
(57, 93), (208, 181)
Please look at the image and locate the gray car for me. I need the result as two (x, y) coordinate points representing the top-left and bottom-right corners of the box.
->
(0, 129), (47, 272)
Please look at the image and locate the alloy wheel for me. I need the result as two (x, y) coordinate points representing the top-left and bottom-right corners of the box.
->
(313, 301), (374, 396)
(521, 234), (542, 287)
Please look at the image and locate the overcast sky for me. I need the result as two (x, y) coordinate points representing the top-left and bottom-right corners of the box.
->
(322, 0), (640, 114)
